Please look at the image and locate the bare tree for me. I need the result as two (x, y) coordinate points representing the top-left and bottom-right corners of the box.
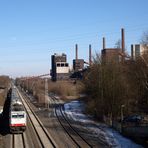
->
(141, 31), (148, 52)
(83, 54), (131, 123)
(114, 39), (121, 48)
(141, 31), (148, 45)
(83, 32), (148, 123)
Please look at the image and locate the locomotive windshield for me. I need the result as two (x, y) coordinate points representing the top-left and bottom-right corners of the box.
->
(12, 114), (24, 118)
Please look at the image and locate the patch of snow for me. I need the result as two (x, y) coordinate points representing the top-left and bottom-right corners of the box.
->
(63, 101), (143, 148)
(0, 109), (3, 114)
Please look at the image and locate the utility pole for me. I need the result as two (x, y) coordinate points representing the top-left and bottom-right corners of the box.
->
(45, 78), (49, 109)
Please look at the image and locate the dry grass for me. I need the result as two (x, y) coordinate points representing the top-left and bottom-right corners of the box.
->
(48, 81), (77, 96)
(29, 79), (85, 103)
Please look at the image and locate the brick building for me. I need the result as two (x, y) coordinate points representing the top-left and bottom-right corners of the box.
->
(101, 48), (122, 63)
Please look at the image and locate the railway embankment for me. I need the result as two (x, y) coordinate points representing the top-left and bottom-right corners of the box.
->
(0, 76), (10, 112)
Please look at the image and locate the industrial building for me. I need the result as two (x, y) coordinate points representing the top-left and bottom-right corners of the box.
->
(73, 44), (85, 72)
(70, 44), (92, 79)
(73, 59), (84, 71)
(101, 28), (125, 63)
(102, 48), (122, 63)
(131, 44), (148, 60)
(51, 53), (69, 81)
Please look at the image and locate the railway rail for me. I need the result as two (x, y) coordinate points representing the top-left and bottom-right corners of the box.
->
(50, 95), (92, 148)
(16, 88), (57, 148)
(11, 133), (26, 148)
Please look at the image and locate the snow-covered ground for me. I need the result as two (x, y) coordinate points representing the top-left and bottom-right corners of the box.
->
(63, 100), (143, 148)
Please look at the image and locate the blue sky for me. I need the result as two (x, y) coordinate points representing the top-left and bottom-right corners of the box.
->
(0, 0), (148, 78)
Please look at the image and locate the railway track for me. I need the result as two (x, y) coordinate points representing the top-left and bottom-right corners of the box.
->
(50, 95), (92, 148)
(16, 88), (57, 148)
(11, 133), (26, 148)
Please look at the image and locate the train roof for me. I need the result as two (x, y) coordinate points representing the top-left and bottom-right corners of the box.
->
(11, 86), (21, 101)
(10, 86), (24, 111)
(12, 100), (22, 105)
(11, 100), (24, 111)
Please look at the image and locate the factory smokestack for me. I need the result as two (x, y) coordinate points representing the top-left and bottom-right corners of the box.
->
(89, 44), (92, 66)
(121, 28), (125, 53)
(75, 44), (78, 72)
(75, 44), (78, 60)
(103, 37), (106, 49)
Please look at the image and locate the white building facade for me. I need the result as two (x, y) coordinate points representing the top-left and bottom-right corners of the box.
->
(131, 44), (148, 60)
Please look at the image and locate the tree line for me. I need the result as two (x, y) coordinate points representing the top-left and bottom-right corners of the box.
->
(83, 33), (148, 123)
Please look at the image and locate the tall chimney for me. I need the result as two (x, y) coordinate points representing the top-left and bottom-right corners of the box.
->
(75, 44), (78, 71)
(89, 44), (92, 66)
(103, 37), (106, 49)
(121, 28), (125, 53)
(75, 44), (78, 60)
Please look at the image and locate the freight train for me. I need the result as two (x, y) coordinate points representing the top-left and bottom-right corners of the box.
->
(9, 86), (27, 133)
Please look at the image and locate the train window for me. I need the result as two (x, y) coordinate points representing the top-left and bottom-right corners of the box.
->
(18, 115), (24, 118)
(12, 115), (18, 118)
(12, 114), (24, 118)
